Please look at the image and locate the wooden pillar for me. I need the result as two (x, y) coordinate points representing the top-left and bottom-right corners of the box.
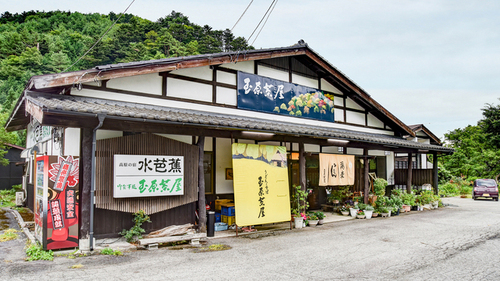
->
(363, 149), (369, 204)
(433, 152), (439, 195)
(197, 136), (207, 232)
(299, 142), (306, 188)
(79, 127), (92, 241)
(407, 152), (413, 193)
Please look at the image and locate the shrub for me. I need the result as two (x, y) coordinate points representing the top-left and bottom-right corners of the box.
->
(120, 210), (151, 243)
(25, 243), (54, 261)
(373, 178), (387, 196)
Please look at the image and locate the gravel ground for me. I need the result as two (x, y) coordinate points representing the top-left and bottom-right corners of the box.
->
(1, 197), (500, 281)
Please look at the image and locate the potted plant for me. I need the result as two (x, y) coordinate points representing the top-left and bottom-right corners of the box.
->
(340, 205), (350, 216)
(307, 213), (319, 226)
(363, 205), (375, 219)
(372, 208), (379, 218)
(291, 185), (309, 229)
(349, 204), (359, 217)
(401, 191), (415, 212)
(380, 207), (390, 218)
(374, 178), (388, 197)
(356, 210), (365, 219)
(315, 211), (325, 225)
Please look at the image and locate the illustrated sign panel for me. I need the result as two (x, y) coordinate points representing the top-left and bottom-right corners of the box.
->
(237, 71), (335, 122)
(319, 154), (355, 186)
(232, 143), (291, 227)
(114, 155), (184, 198)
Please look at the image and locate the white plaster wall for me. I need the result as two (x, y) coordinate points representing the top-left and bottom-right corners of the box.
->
(292, 74), (318, 88)
(321, 146), (341, 153)
(216, 86), (237, 106)
(334, 96), (344, 106)
(221, 61), (254, 73)
(156, 134), (192, 144)
(347, 147), (363, 155)
(257, 65), (289, 81)
(320, 78), (342, 94)
(74, 89), (395, 136)
(171, 65), (212, 81)
(367, 113), (384, 128)
(416, 131), (427, 137)
(96, 130), (122, 140)
(167, 78), (212, 102)
(417, 138), (431, 144)
(106, 73), (162, 96)
(368, 150), (386, 156)
(387, 152), (395, 185)
(217, 71), (236, 85)
(257, 141), (281, 147)
(346, 111), (365, 125)
(304, 144), (320, 153)
(346, 97), (364, 110)
(216, 138), (233, 194)
(64, 128), (80, 156)
(335, 109), (344, 122)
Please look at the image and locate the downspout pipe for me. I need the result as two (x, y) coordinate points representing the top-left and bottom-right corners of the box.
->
(90, 114), (106, 251)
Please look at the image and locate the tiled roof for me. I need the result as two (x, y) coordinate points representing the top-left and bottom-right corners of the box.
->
(25, 92), (453, 153)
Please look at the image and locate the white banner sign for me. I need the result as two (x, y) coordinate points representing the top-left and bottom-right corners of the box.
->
(113, 155), (184, 198)
(319, 154), (355, 186)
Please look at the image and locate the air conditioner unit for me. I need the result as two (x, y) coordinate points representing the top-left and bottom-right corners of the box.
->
(15, 192), (24, 207)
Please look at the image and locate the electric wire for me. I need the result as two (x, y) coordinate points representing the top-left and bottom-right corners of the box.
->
(231, 0), (254, 32)
(250, 0), (278, 46)
(62, 0), (136, 73)
(246, 0), (277, 44)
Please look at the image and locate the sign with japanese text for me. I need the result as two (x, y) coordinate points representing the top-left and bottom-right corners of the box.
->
(237, 71), (335, 122)
(114, 155), (184, 198)
(319, 154), (355, 186)
(232, 143), (291, 227)
(27, 122), (52, 148)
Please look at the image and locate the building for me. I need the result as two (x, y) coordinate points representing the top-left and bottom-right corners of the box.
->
(0, 143), (25, 190)
(5, 40), (453, 250)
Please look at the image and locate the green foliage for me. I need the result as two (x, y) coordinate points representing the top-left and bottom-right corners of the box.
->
(291, 185), (309, 216)
(0, 229), (18, 242)
(25, 243), (54, 261)
(314, 211), (325, 220)
(373, 178), (387, 196)
(0, 185), (21, 207)
(328, 186), (351, 202)
(100, 247), (123, 256)
(401, 191), (416, 206)
(120, 210), (151, 243)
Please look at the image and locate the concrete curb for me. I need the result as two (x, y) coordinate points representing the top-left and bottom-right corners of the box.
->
(8, 208), (36, 245)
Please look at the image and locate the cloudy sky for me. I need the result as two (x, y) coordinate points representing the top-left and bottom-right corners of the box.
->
(4, 0), (500, 139)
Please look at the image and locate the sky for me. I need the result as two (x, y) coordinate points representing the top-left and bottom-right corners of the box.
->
(3, 0), (500, 140)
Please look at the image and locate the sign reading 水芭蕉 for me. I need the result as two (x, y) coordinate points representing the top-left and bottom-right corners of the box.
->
(237, 71), (335, 122)
(113, 155), (184, 198)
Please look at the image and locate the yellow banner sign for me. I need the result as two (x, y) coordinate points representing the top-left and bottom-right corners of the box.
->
(232, 143), (291, 227)
(319, 154), (355, 186)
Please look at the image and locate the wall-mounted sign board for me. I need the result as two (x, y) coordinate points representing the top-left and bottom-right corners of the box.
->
(113, 155), (184, 198)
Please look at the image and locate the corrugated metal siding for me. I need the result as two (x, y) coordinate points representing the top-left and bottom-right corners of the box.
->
(95, 133), (199, 215)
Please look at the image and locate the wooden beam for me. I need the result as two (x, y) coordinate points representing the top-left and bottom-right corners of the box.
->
(79, 127), (93, 242)
(363, 149), (369, 204)
(299, 142), (306, 195)
(433, 152), (439, 195)
(407, 152), (413, 193)
(197, 136), (206, 233)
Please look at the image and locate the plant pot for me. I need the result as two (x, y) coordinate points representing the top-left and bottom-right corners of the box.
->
(309, 219), (319, 226)
(381, 212), (389, 218)
(294, 216), (304, 229)
(356, 215), (365, 219)
(364, 210), (373, 219)
(372, 212), (379, 217)
(393, 208), (400, 216)
(341, 211), (349, 216)
(349, 208), (359, 217)
(332, 200), (339, 204)
(423, 204), (432, 210)
(431, 201), (439, 209)
(318, 219), (324, 225)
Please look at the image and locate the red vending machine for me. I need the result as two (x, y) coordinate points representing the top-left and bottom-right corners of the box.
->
(35, 155), (79, 250)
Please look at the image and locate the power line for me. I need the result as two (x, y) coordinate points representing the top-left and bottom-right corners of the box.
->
(231, 0), (254, 32)
(63, 0), (136, 73)
(250, 0), (278, 46)
(246, 0), (277, 45)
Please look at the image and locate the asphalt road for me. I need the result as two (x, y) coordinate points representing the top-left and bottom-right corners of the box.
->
(2, 197), (500, 281)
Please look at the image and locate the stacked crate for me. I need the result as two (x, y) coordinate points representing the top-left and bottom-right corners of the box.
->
(215, 199), (231, 223)
(221, 203), (235, 225)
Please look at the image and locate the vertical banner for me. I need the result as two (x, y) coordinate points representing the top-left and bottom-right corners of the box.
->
(232, 143), (291, 227)
(319, 154), (355, 186)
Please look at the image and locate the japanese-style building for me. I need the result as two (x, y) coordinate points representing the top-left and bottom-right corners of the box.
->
(5, 40), (453, 250)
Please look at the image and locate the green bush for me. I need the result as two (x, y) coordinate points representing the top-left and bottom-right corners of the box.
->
(373, 178), (387, 196)
(25, 243), (54, 261)
(120, 210), (151, 243)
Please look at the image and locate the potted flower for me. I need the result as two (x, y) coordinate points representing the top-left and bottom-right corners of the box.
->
(356, 210), (365, 219)
(315, 211), (325, 225)
(291, 185), (309, 229)
(340, 205), (349, 216)
(307, 213), (319, 226)
(363, 205), (375, 219)
(349, 205), (359, 217)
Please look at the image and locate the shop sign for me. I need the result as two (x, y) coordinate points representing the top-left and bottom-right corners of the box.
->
(232, 143), (291, 227)
(237, 71), (335, 122)
(27, 122), (52, 148)
(113, 155), (184, 198)
(319, 154), (355, 186)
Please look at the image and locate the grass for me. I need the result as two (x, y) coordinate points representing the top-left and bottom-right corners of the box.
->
(0, 229), (18, 242)
(195, 243), (231, 253)
(70, 264), (84, 269)
(25, 243), (54, 261)
(100, 247), (123, 256)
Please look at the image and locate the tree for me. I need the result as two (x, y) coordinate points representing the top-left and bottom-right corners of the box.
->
(0, 109), (21, 165)
(480, 100), (500, 148)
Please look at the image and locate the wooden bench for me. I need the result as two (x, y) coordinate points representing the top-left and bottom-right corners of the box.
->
(138, 233), (207, 249)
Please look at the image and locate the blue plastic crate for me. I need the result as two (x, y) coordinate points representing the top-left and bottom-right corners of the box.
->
(214, 222), (228, 231)
(215, 212), (221, 222)
(221, 206), (235, 216)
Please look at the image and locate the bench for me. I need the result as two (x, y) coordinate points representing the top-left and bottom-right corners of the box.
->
(138, 233), (207, 249)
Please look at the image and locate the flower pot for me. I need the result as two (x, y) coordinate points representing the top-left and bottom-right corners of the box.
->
(294, 216), (304, 229)
(332, 200), (339, 204)
(349, 208), (359, 217)
(318, 219), (324, 225)
(431, 201), (439, 209)
(372, 212), (379, 218)
(381, 212), (389, 218)
(364, 210), (373, 219)
(309, 219), (319, 226)
(341, 211), (349, 216)
(403, 205), (411, 212)
(356, 215), (365, 219)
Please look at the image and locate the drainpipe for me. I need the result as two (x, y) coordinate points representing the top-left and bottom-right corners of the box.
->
(90, 114), (106, 251)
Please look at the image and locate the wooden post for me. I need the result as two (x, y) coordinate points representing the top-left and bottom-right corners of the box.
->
(363, 149), (370, 204)
(197, 136), (207, 233)
(299, 142), (306, 192)
(80, 127), (92, 242)
(433, 152), (439, 195)
(407, 152), (413, 193)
